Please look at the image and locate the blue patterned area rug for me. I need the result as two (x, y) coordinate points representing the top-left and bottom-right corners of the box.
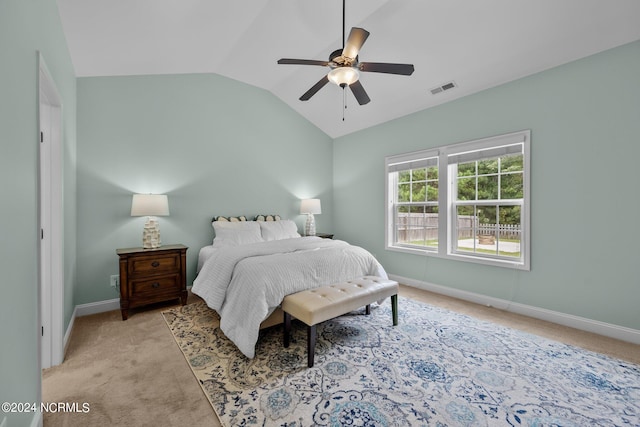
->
(162, 297), (640, 426)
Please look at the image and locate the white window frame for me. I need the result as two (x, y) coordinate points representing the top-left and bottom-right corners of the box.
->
(385, 130), (530, 270)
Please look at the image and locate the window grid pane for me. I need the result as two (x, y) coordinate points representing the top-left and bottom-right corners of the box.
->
(456, 153), (524, 202)
(393, 159), (439, 249)
(454, 202), (522, 259)
(394, 204), (438, 249)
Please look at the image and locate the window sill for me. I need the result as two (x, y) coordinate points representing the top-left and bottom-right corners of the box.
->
(386, 244), (529, 270)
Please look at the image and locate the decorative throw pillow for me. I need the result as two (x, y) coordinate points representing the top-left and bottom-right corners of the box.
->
(258, 219), (300, 241)
(212, 215), (247, 223)
(212, 221), (263, 247)
(254, 214), (281, 222)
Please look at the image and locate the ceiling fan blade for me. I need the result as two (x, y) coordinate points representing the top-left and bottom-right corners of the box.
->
(278, 58), (329, 67)
(300, 75), (330, 101)
(342, 27), (370, 60)
(359, 62), (415, 76)
(349, 80), (371, 105)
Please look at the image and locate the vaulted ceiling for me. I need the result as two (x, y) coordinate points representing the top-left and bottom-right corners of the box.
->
(57, 0), (640, 138)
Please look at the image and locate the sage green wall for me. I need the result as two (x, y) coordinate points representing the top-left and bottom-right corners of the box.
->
(0, 0), (77, 425)
(76, 74), (333, 305)
(334, 40), (640, 331)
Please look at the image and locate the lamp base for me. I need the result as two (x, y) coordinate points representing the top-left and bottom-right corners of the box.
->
(305, 213), (316, 236)
(142, 218), (161, 249)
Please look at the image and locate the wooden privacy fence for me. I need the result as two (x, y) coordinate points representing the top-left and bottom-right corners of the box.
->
(396, 213), (521, 242)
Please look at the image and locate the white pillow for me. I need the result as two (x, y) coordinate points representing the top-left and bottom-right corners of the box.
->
(258, 219), (301, 241)
(212, 221), (264, 248)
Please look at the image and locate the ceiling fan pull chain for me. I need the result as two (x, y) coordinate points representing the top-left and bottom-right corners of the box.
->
(342, 86), (347, 121)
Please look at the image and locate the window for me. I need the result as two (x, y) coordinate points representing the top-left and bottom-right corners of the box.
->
(385, 130), (530, 270)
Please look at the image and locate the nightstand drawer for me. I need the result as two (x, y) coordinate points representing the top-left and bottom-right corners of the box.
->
(130, 275), (181, 299)
(129, 253), (180, 276)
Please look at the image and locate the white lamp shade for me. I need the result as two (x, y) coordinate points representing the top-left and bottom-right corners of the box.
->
(131, 194), (170, 217)
(300, 198), (321, 215)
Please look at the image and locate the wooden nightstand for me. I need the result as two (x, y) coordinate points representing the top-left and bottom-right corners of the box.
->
(116, 244), (188, 320)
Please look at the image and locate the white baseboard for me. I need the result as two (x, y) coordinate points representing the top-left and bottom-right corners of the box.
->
(63, 306), (77, 354)
(30, 411), (42, 427)
(75, 298), (120, 317)
(390, 274), (640, 345)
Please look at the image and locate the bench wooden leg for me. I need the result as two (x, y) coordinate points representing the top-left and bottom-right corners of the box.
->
(284, 312), (291, 347)
(391, 294), (398, 326)
(307, 324), (316, 368)
(365, 304), (371, 315)
(283, 312), (317, 368)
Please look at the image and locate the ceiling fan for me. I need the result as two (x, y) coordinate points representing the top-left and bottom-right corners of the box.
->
(277, 0), (414, 106)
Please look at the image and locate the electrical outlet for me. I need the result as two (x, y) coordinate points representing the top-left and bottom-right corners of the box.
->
(110, 274), (120, 288)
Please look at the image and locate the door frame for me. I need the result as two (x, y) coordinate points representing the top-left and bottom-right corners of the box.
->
(38, 52), (64, 369)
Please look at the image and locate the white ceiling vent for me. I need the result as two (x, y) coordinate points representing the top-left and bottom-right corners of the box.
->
(430, 81), (457, 95)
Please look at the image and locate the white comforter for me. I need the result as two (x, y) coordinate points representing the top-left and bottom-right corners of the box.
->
(192, 237), (386, 358)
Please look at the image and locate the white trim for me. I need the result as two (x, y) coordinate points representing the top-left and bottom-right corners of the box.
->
(38, 52), (64, 370)
(30, 411), (42, 427)
(75, 298), (121, 317)
(391, 273), (640, 345)
(39, 100), (52, 368)
(63, 306), (78, 354)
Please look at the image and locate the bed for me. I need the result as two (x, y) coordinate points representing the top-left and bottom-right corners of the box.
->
(192, 216), (387, 358)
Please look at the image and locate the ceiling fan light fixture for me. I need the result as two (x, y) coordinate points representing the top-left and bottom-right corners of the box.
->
(328, 67), (359, 86)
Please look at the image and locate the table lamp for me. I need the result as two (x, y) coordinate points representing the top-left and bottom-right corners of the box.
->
(300, 198), (321, 236)
(131, 194), (169, 249)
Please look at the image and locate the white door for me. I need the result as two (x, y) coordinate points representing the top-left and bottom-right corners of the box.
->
(39, 54), (64, 369)
(39, 101), (53, 368)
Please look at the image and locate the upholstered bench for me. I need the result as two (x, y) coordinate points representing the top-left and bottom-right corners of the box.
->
(282, 276), (399, 367)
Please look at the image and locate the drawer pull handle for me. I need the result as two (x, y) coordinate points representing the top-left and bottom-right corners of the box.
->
(152, 282), (160, 289)
(151, 261), (160, 268)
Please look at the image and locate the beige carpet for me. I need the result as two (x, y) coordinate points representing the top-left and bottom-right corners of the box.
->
(42, 293), (219, 427)
(43, 287), (640, 426)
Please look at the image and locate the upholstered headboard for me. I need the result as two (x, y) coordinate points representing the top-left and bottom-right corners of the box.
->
(211, 214), (281, 223)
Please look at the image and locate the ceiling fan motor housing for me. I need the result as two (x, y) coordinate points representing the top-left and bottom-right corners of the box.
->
(329, 49), (358, 68)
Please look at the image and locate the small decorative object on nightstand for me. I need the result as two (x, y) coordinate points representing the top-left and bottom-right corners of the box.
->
(315, 233), (334, 239)
(116, 244), (187, 320)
